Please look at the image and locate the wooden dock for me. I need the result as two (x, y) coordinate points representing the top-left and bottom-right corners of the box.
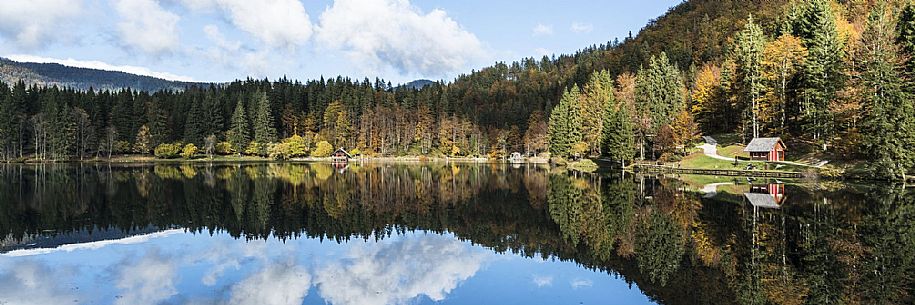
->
(633, 164), (803, 178)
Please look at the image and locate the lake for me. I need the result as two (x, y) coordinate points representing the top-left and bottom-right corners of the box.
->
(0, 163), (912, 305)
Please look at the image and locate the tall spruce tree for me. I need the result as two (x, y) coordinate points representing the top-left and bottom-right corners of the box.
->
(602, 101), (635, 167)
(859, 2), (914, 180)
(582, 70), (615, 156)
(898, 3), (915, 75)
(635, 52), (685, 133)
(790, 0), (845, 147)
(252, 91), (277, 145)
(549, 86), (583, 158)
(227, 100), (251, 152)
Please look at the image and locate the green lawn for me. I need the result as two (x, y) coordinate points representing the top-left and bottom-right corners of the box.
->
(677, 153), (806, 173)
(717, 145), (749, 159)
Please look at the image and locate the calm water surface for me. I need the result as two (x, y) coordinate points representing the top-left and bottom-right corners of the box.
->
(0, 163), (912, 305)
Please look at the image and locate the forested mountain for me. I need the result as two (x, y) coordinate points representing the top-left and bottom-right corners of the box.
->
(1, 0), (913, 179)
(0, 57), (202, 92)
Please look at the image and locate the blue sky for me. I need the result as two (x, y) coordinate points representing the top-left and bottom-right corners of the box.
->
(0, 0), (679, 84)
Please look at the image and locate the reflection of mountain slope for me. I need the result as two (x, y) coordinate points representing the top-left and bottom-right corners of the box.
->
(1, 226), (169, 254)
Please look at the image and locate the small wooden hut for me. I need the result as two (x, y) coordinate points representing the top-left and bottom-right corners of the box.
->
(331, 148), (352, 163)
(744, 137), (786, 162)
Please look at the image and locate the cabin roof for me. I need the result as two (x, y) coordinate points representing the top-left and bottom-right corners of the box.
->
(744, 137), (785, 152)
(744, 193), (781, 209)
(333, 148), (353, 158)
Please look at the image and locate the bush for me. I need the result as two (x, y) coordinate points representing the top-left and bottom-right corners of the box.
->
(114, 141), (132, 154)
(244, 142), (264, 156)
(215, 142), (233, 155)
(154, 143), (182, 159)
(312, 141), (334, 157)
(349, 148), (362, 156)
(569, 159), (599, 173)
(269, 135), (310, 160)
(181, 143), (199, 159)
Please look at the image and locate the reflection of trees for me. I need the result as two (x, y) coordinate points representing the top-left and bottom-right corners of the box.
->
(1, 164), (914, 305)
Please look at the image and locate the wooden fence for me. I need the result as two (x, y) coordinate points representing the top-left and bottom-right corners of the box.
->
(633, 163), (803, 178)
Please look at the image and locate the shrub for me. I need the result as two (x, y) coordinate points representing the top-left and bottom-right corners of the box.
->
(153, 143), (182, 159)
(244, 142), (263, 156)
(181, 143), (199, 159)
(114, 141), (132, 154)
(312, 141), (333, 157)
(215, 142), (233, 155)
(270, 135), (310, 160)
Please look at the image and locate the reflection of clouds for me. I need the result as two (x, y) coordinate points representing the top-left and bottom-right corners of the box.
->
(315, 233), (488, 305)
(532, 275), (553, 287)
(570, 278), (593, 289)
(115, 250), (178, 305)
(228, 261), (311, 305)
(0, 261), (78, 305)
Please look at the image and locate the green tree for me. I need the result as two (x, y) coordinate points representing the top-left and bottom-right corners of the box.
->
(789, 0), (845, 147)
(602, 102), (635, 167)
(549, 86), (583, 158)
(581, 70), (615, 156)
(252, 92), (277, 153)
(312, 140), (334, 157)
(859, 2), (914, 180)
(227, 100), (250, 153)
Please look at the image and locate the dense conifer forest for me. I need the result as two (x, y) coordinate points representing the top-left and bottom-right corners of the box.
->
(1, 0), (914, 179)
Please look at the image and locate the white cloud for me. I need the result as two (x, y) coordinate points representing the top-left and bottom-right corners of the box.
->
(570, 22), (594, 34)
(229, 262), (311, 305)
(570, 278), (593, 289)
(213, 0), (313, 48)
(316, 0), (486, 77)
(180, 0), (312, 49)
(115, 250), (179, 305)
(532, 275), (553, 287)
(0, 261), (80, 305)
(0, 0), (84, 49)
(532, 23), (553, 36)
(3, 55), (196, 82)
(314, 233), (488, 305)
(114, 0), (181, 54)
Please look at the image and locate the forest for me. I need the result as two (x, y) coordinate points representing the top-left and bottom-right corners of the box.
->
(0, 0), (913, 179)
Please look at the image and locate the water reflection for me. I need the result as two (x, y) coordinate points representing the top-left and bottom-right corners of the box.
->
(0, 163), (912, 305)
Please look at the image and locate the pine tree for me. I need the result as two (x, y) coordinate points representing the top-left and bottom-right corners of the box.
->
(227, 99), (251, 152)
(133, 124), (152, 154)
(582, 70), (615, 156)
(252, 91), (277, 146)
(898, 3), (915, 75)
(635, 52), (685, 133)
(859, 2), (914, 180)
(549, 86), (583, 159)
(790, 0), (845, 148)
(184, 96), (205, 145)
(602, 101), (635, 167)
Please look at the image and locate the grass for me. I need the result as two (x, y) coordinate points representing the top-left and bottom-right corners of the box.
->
(676, 152), (807, 173)
(717, 145), (749, 160)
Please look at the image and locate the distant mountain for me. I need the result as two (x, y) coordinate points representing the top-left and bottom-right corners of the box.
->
(401, 79), (436, 90)
(0, 57), (205, 92)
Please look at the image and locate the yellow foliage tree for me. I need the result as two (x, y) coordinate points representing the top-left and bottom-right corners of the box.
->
(762, 34), (807, 133)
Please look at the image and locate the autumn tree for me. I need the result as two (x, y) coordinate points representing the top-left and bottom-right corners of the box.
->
(523, 111), (548, 155)
(581, 70), (615, 156)
(733, 15), (766, 139)
(762, 34), (807, 133)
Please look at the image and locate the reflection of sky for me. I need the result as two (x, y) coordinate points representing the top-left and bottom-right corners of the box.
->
(0, 231), (656, 305)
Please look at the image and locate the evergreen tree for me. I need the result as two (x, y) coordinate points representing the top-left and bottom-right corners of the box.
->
(227, 100), (251, 152)
(581, 70), (615, 156)
(635, 52), (685, 133)
(184, 96), (205, 145)
(549, 86), (583, 158)
(859, 2), (914, 180)
(790, 0), (845, 147)
(601, 102), (635, 167)
(898, 3), (915, 75)
(252, 91), (277, 146)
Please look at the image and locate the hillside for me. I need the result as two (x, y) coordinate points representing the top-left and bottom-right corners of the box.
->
(0, 57), (203, 92)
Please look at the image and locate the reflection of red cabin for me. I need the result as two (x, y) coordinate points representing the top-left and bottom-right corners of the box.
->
(744, 137), (786, 162)
(332, 148), (352, 163)
(745, 183), (787, 209)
